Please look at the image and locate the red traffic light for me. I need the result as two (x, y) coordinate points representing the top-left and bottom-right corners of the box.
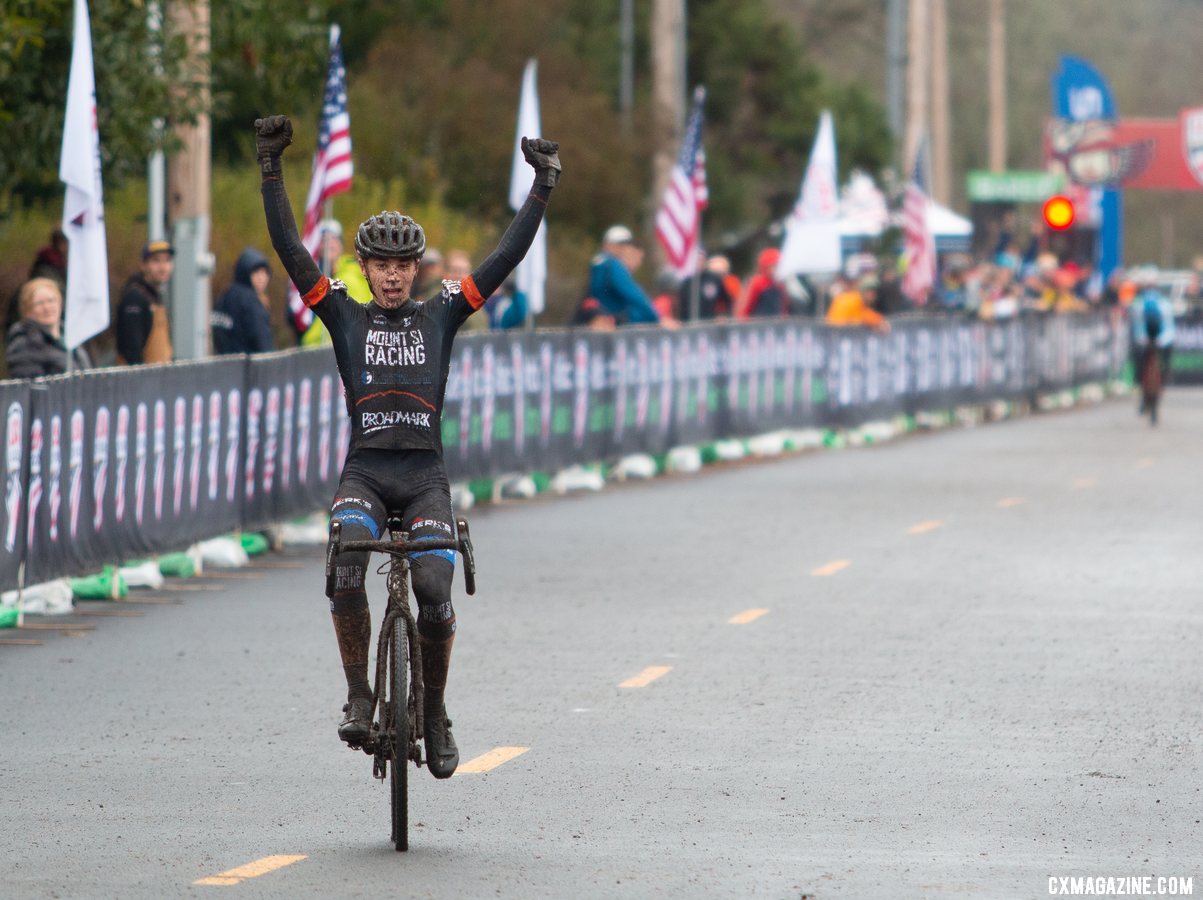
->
(1042, 195), (1075, 230)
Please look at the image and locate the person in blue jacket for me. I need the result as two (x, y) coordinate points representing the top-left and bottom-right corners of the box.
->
(211, 247), (275, 354)
(586, 225), (661, 325)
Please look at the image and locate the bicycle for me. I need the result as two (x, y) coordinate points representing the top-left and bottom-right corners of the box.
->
(325, 515), (476, 852)
(1139, 345), (1163, 426)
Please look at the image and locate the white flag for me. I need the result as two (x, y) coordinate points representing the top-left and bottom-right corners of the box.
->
(60, 0), (110, 350)
(776, 109), (842, 278)
(508, 58), (546, 317)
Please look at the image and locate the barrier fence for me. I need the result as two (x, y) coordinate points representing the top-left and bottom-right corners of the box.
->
(0, 312), (1126, 591)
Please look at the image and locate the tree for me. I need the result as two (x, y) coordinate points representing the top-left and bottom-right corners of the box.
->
(689, 0), (892, 252)
(0, 0), (204, 210)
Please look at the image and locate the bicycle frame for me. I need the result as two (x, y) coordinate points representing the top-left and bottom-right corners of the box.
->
(323, 518), (476, 759)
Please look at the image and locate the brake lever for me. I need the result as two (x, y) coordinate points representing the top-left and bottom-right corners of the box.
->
(456, 516), (476, 596)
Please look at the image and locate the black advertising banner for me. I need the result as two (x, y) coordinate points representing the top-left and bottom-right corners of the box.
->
(0, 312), (1125, 590)
(0, 381), (32, 590)
(437, 314), (1127, 482)
(242, 347), (350, 530)
(24, 360), (247, 584)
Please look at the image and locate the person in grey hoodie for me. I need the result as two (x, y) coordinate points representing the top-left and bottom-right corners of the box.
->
(211, 247), (275, 354)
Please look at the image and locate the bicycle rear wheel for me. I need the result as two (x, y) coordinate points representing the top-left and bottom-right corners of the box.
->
(1142, 351), (1162, 426)
(389, 616), (409, 852)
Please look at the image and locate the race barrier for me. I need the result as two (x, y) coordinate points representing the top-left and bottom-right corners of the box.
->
(1171, 316), (1203, 384)
(0, 312), (1126, 591)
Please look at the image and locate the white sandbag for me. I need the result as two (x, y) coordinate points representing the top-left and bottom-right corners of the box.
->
(713, 439), (746, 461)
(666, 446), (703, 474)
(120, 560), (164, 590)
(196, 536), (249, 569)
(550, 465), (605, 494)
(497, 474), (538, 499)
(746, 432), (787, 457)
(450, 482), (476, 511)
(278, 513), (329, 545)
(2, 579), (74, 616)
(611, 454), (658, 480)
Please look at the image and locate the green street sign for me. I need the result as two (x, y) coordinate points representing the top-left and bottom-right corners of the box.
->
(966, 170), (1067, 203)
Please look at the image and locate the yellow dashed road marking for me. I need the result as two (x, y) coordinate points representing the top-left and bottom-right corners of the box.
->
(811, 559), (850, 577)
(728, 608), (769, 625)
(195, 854), (307, 886)
(457, 746), (530, 774)
(907, 520), (943, 535)
(619, 665), (672, 688)
(996, 497), (1025, 508)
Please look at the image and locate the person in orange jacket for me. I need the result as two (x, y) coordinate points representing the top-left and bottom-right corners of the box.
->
(825, 275), (890, 333)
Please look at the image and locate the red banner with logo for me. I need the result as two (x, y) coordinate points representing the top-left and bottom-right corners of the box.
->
(1045, 109), (1203, 191)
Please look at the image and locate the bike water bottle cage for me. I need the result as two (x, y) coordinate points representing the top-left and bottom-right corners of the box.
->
(354, 212), (426, 261)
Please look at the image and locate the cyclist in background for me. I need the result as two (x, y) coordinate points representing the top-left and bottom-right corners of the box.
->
(254, 114), (560, 778)
(1128, 268), (1175, 412)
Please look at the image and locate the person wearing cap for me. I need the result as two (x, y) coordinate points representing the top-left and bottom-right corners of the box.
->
(254, 113), (560, 778)
(211, 248), (275, 355)
(586, 225), (661, 326)
(115, 239), (175, 365)
(300, 219), (373, 346)
(825, 274), (890, 333)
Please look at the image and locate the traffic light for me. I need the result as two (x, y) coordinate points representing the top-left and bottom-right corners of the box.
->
(1042, 195), (1076, 231)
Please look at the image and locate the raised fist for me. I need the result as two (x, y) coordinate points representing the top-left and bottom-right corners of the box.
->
(522, 137), (561, 188)
(254, 115), (293, 160)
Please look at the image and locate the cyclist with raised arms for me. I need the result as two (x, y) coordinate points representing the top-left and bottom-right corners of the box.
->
(254, 114), (560, 778)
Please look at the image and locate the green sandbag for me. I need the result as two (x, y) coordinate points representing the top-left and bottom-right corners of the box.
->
(240, 532), (270, 556)
(71, 565), (128, 600)
(467, 479), (494, 505)
(0, 606), (18, 628)
(159, 553), (197, 578)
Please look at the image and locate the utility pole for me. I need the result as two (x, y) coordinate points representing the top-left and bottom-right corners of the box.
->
(147, 1), (166, 242)
(651, 0), (685, 262)
(988, 0), (1007, 172)
(904, 0), (929, 175)
(619, 0), (634, 134)
(885, 0), (906, 168)
(930, 0), (950, 204)
(167, 0), (215, 360)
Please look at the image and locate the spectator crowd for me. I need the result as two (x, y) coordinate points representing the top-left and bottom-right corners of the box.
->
(5, 211), (1195, 379)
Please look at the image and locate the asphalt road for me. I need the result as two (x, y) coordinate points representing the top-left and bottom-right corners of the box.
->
(2, 390), (1201, 900)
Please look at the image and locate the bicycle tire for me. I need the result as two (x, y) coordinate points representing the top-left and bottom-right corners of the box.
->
(390, 615), (409, 852)
(1142, 351), (1162, 427)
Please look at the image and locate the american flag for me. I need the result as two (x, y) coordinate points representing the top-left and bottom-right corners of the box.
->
(288, 24), (354, 337)
(901, 137), (936, 303)
(655, 86), (709, 278)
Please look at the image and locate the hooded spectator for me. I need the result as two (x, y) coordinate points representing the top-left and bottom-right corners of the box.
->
(211, 248), (275, 355)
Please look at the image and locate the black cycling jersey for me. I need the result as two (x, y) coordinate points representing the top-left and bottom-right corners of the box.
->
(260, 159), (551, 456)
(308, 277), (477, 453)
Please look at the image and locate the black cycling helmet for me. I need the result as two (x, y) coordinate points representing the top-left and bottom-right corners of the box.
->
(354, 211), (426, 261)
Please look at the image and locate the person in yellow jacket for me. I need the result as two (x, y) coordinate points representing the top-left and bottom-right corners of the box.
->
(825, 275), (891, 333)
(300, 220), (373, 346)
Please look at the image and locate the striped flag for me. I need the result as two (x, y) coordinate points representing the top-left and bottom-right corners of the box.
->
(655, 86), (709, 278)
(288, 24), (354, 337)
(901, 137), (936, 303)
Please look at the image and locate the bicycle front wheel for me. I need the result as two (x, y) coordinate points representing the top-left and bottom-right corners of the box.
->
(389, 616), (410, 852)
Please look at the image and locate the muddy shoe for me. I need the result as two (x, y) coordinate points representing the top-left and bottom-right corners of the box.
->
(338, 696), (373, 745)
(423, 704), (459, 778)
